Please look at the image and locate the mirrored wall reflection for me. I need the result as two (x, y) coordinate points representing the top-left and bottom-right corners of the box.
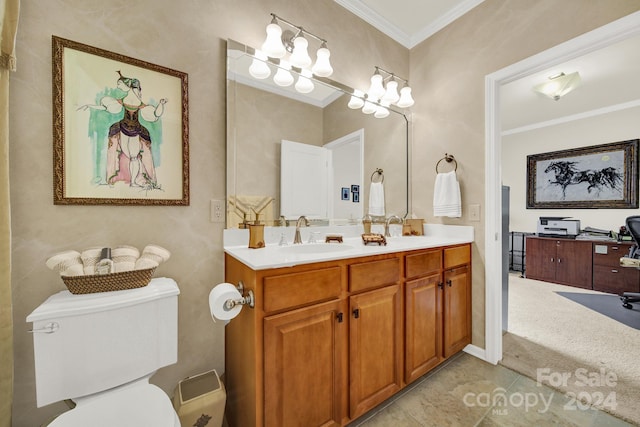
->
(226, 39), (408, 228)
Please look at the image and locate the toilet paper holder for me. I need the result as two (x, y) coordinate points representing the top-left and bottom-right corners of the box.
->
(224, 281), (255, 310)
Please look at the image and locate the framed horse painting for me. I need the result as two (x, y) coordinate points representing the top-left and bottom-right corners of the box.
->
(526, 139), (639, 209)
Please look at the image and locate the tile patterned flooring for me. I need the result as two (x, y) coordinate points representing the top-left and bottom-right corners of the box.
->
(349, 352), (634, 427)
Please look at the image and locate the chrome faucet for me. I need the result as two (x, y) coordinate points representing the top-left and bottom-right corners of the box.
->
(293, 215), (310, 244)
(278, 215), (287, 227)
(384, 215), (403, 237)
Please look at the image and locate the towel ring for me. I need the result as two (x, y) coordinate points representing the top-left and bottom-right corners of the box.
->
(371, 168), (384, 183)
(435, 154), (457, 173)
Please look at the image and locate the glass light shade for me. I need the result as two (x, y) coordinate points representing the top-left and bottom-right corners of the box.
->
(273, 61), (294, 86)
(311, 46), (333, 77)
(381, 80), (400, 104)
(534, 72), (581, 101)
(261, 23), (286, 58)
(290, 36), (312, 69)
(367, 73), (385, 100)
(248, 51), (271, 79)
(348, 90), (365, 109)
(362, 100), (376, 114)
(396, 86), (415, 108)
(374, 101), (390, 119)
(295, 69), (314, 93)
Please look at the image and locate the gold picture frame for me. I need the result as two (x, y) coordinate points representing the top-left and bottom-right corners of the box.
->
(52, 36), (189, 205)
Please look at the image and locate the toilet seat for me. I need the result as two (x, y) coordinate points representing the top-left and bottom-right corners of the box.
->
(47, 381), (180, 427)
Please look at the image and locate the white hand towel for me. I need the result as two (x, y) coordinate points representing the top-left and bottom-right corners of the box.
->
(368, 181), (385, 216)
(433, 171), (462, 218)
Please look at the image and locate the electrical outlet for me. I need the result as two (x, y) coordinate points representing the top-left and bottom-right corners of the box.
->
(469, 204), (481, 222)
(210, 199), (225, 223)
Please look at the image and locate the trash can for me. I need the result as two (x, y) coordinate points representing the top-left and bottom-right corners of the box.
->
(173, 369), (226, 427)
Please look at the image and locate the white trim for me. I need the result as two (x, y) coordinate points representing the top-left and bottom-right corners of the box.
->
(502, 99), (640, 136)
(409, 0), (486, 48)
(484, 11), (640, 365)
(335, 0), (485, 49)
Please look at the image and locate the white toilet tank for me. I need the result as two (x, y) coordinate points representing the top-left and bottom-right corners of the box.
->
(27, 277), (180, 407)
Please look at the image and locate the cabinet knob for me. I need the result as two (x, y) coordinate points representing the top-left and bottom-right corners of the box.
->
(352, 308), (360, 319)
(337, 312), (344, 323)
(611, 269), (619, 273)
(438, 282), (444, 289)
(446, 280), (452, 287)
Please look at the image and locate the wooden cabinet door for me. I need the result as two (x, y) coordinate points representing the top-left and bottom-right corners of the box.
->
(525, 237), (556, 281)
(443, 265), (471, 358)
(264, 299), (344, 427)
(555, 240), (592, 289)
(349, 285), (402, 419)
(405, 273), (442, 384)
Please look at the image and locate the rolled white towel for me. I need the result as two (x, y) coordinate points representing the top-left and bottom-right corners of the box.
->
(112, 245), (140, 273)
(46, 250), (84, 277)
(140, 244), (171, 264)
(134, 258), (159, 271)
(80, 247), (103, 275)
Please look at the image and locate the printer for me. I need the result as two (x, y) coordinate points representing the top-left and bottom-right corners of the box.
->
(537, 217), (580, 238)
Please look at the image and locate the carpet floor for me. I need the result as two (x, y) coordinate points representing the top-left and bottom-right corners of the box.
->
(502, 274), (640, 426)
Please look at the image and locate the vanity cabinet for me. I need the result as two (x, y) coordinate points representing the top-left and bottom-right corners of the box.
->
(224, 243), (471, 427)
(525, 237), (592, 288)
(404, 246), (471, 384)
(348, 257), (402, 419)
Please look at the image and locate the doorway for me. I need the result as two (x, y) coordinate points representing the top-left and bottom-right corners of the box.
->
(483, 11), (640, 364)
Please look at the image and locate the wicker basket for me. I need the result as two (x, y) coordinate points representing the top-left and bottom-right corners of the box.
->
(61, 268), (156, 295)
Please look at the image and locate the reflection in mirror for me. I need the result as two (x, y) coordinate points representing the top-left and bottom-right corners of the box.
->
(226, 39), (408, 229)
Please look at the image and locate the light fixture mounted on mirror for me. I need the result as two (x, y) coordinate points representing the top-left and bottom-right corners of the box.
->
(349, 66), (414, 118)
(534, 71), (581, 101)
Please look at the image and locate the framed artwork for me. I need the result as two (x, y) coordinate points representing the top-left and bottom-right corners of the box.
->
(526, 139), (638, 209)
(52, 36), (189, 205)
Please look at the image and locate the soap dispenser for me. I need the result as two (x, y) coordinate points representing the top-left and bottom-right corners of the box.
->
(248, 222), (265, 249)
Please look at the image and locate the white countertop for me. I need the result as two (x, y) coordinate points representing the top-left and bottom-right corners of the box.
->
(224, 224), (474, 270)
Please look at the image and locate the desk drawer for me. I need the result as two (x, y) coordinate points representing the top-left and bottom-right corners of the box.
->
(593, 264), (640, 294)
(263, 267), (342, 313)
(593, 243), (633, 266)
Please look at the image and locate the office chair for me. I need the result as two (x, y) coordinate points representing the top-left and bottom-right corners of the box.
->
(621, 215), (640, 309)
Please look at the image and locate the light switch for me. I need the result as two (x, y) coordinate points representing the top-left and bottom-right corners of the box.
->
(469, 204), (481, 222)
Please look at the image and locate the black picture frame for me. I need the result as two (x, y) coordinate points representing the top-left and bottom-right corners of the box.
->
(526, 139), (638, 209)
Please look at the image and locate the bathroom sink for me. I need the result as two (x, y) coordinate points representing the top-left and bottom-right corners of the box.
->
(277, 244), (354, 254)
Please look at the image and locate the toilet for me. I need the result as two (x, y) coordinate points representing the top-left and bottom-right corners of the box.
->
(27, 277), (181, 426)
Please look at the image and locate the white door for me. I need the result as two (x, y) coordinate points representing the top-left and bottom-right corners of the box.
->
(280, 140), (328, 219)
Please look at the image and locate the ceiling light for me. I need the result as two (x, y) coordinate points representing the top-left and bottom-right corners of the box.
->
(534, 71), (581, 101)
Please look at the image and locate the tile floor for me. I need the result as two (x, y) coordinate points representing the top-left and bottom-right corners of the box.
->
(349, 352), (634, 427)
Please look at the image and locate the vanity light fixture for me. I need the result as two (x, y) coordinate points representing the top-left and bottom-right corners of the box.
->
(273, 60), (294, 86)
(365, 66), (414, 111)
(295, 69), (315, 94)
(260, 13), (333, 78)
(534, 71), (581, 101)
(248, 50), (271, 79)
(348, 89), (366, 109)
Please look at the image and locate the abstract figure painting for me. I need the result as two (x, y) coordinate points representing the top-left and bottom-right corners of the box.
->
(527, 139), (638, 209)
(52, 36), (189, 205)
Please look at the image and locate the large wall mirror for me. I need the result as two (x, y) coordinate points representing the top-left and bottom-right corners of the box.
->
(226, 39), (409, 228)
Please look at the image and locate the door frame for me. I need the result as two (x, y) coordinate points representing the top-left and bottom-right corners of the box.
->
(482, 11), (640, 364)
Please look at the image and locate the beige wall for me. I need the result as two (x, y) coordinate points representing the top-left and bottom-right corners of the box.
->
(409, 0), (640, 347)
(8, 0), (640, 426)
(8, 1), (407, 425)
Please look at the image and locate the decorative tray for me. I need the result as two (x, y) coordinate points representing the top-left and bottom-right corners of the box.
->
(61, 268), (156, 295)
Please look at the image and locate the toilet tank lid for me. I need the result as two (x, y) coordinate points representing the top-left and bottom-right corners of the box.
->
(27, 277), (179, 322)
